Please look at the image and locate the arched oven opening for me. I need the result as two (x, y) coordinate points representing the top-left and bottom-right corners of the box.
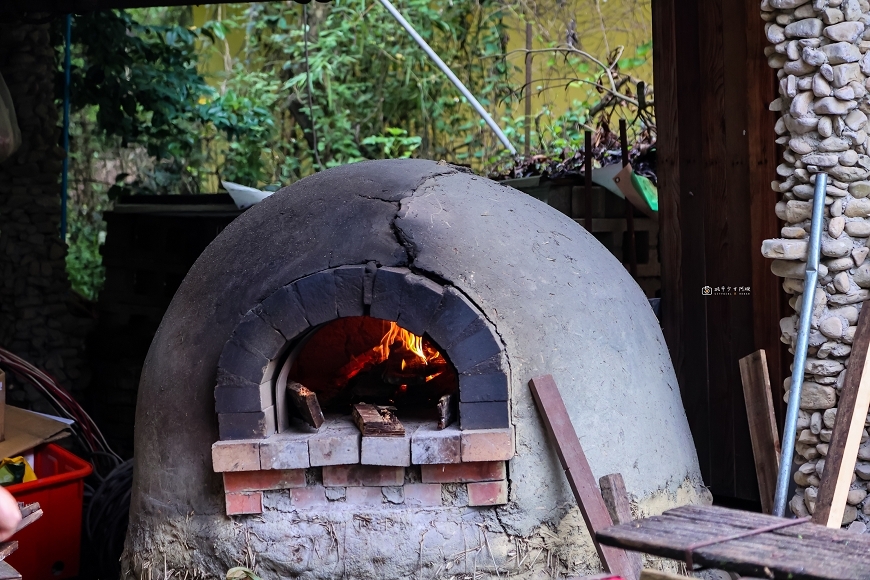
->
(285, 317), (458, 425)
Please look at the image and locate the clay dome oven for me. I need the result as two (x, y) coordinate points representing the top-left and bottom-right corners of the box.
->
(125, 159), (706, 580)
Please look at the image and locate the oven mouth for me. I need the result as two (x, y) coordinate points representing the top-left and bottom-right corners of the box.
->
(281, 316), (459, 425)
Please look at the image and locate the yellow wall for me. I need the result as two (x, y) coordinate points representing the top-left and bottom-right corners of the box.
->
(502, 0), (653, 115)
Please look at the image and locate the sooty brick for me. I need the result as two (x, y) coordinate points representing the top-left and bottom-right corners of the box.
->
(459, 401), (510, 430)
(219, 406), (276, 440)
(259, 285), (310, 340)
(447, 325), (502, 373)
(333, 265), (366, 317)
(396, 274), (444, 336)
(426, 288), (481, 350)
(370, 267), (410, 321)
(232, 310), (287, 360)
(294, 271), (337, 326)
(459, 373), (508, 403)
(215, 380), (273, 413)
(218, 340), (271, 385)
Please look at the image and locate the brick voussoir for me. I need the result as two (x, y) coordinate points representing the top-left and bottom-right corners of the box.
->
(294, 271), (338, 326)
(447, 325), (502, 374)
(425, 287), (481, 350)
(369, 266), (410, 321)
(258, 285), (310, 340)
(232, 309), (288, 360)
(218, 339), (271, 385)
(395, 273), (444, 336)
(333, 265), (367, 317)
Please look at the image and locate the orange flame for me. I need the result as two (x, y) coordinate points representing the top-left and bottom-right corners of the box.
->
(336, 322), (443, 386)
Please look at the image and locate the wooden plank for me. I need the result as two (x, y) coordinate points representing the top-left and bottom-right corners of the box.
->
(351, 403), (405, 437)
(599, 473), (633, 526)
(436, 393), (455, 430)
(813, 301), (870, 528)
(599, 473), (642, 580)
(0, 542), (17, 561)
(286, 382), (324, 430)
(597, 505), (870, 580)
(738, 350), (780, 514)
(528, 375), (635, 578)
(0, 561), (20, 580)
(14, 509), (41, 533)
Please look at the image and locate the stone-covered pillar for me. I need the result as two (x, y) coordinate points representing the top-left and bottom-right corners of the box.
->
(761, 0), (870, 528)
(0, 20), (88, 391)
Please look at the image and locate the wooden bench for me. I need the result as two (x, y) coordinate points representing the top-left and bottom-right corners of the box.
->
(596, 504), (870, 580)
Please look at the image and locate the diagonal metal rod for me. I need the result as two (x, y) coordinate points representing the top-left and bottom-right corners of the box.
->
(376, 0), (518, 155)
(773, 172), (828, 517)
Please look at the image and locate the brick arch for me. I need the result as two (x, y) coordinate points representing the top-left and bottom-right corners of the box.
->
(214, 265), (509, 440)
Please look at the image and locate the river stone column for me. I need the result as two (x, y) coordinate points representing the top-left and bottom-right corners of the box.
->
(761, 0), (870, 529)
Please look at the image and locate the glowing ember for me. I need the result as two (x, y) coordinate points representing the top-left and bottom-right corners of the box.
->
(336, 322), (444, 387)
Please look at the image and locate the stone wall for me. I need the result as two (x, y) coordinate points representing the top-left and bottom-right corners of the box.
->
(761, 0), (870, 529)
(0, 20), (89, 392)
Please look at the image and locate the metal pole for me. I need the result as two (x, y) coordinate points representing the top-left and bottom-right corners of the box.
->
(376, 0), (518, 155)
(61, 13), (72, 241)
(524, 19), (532, 156)
(773, 172), (828, 517)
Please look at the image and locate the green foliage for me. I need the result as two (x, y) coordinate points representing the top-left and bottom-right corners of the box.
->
(60, 1), (655, 301)
(361, 128), (422, 159)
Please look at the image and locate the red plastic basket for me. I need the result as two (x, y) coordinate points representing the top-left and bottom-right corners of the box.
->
(5, 443), (92, 580)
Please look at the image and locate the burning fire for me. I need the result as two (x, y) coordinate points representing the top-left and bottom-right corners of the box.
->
(336, 322), (444, 387)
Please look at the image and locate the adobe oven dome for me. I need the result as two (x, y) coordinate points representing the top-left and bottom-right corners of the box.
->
(125, 159), (706, 579)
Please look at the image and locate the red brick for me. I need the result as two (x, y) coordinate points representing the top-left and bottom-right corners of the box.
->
(361, 435), (411, 466)
(223, 469), (305, 492)
(225, 492), (263, 515)
(345, 486), (385, 507)
(404, 483), (443, 507)
(411, 425), (461, 464)
(212, 440), (260, 472)
(420, 461), (506, 484)
(460, 428), (514, 462)
(322, 464), (404, 487)
(467, 480), (508, 506)
(290, 486), (328, 509)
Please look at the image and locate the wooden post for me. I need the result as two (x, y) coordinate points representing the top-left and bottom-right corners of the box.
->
(599, 473), (643, 579)
(738, 350), (780, 514)
(813, 302), (870, 527)
(529, 374), (636, 579)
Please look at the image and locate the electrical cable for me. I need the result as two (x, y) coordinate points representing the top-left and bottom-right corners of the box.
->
(0, 347), (122, 468)
(0, 348), (132, 578)
(303, 3), (323, 171)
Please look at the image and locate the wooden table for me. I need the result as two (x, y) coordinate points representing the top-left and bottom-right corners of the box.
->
(596, 505), (870, 580)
